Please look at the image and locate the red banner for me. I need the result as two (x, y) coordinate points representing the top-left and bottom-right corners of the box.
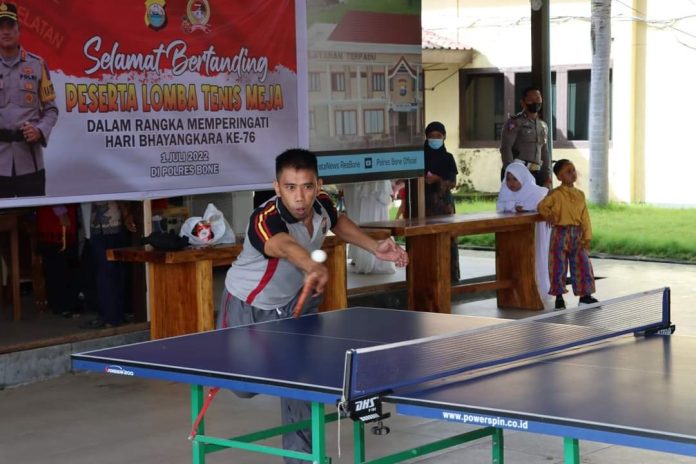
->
(0, 0), (307, 206)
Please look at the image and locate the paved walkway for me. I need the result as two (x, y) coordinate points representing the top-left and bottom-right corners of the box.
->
(2, 251), (695, 463)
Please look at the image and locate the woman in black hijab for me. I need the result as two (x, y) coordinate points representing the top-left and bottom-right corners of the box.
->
(423, 121), (460, 281)
(423, 121), (458, 216)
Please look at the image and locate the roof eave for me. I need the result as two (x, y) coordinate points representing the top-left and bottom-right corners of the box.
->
(423, 48), (474, 65)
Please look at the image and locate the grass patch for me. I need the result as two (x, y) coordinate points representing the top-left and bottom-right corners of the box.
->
(391, 200), (696, 263)
(588, 203), (696, 262)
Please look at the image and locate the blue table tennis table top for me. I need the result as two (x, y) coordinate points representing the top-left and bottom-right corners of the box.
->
(71, 306), (696, 456)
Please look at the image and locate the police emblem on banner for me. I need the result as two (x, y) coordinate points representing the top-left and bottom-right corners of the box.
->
(182, 0), (211, 34)
(144, 0), (167, 30)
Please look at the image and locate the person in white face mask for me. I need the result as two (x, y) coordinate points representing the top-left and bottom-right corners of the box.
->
(423, 121), (460, 282)
(499, 86), (550, 187)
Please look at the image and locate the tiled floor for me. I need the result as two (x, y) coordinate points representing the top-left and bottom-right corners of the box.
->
(3, 371), (696, 464)
(2, 250), (696, 463)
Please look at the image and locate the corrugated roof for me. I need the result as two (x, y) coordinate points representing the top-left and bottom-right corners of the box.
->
(422, 29), (470, 50)
(328, 11), (421, 45)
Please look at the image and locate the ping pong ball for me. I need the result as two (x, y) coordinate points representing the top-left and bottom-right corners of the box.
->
(311, 249), (327, 263)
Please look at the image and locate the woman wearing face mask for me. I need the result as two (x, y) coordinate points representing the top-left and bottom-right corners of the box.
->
(423, 121), (460, 282)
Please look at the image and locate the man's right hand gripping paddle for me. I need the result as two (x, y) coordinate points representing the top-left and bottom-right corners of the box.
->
(293, 249), (328, 318)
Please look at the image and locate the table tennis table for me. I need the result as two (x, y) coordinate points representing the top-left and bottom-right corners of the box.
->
(71, 287), (696, 463)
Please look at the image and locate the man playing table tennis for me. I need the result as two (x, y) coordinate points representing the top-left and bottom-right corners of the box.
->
(218, 148), (408, 463)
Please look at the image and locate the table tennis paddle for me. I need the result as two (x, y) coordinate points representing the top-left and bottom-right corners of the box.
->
(188, 387), (220, 440)
(293, 249), (327, 318)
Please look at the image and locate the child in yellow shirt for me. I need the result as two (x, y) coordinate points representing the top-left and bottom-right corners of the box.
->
(537, 159), (598, 309)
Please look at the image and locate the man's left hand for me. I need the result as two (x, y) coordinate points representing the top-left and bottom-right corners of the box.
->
(374, 238), (409, 267)
(21, 122), (42, 144)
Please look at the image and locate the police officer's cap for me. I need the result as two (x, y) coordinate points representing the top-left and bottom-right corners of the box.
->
(0, 2), (18, 25)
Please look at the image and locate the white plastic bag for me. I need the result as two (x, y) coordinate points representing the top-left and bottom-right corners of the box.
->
(180, 203), (236, 246)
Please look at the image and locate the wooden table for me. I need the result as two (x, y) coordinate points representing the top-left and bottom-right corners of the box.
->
(107, 234), (369, 340)
(360, 212), (544, 313)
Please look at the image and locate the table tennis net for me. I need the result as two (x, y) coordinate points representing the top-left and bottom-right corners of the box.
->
(343, 287), (670, 401)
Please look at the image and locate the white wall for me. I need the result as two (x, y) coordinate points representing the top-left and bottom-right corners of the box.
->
(423, 0), (696, 205)
(642, 4), (696, 205)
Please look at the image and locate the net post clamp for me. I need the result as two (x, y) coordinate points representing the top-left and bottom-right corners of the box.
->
(337, 392), (391, 424)
(636, 323), (676, 337)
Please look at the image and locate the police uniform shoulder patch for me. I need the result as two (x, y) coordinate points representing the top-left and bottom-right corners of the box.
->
(39, 60), (56, 103)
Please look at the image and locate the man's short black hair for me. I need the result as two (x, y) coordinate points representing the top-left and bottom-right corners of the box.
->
(552, 158), (573, 176)
(521, 86), (542, 99)
(275, 148), (318, 179)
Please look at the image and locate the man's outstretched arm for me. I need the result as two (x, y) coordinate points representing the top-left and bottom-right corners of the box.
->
(331, 214), (408, 267)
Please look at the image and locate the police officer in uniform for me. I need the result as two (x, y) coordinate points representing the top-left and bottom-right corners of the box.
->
(500, 86), (550, 187)
(0, 2), (58, 197)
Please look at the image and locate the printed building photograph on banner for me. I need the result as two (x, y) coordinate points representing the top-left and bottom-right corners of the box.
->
(0, 0), (308, 206)
(306, 3), (422, 152)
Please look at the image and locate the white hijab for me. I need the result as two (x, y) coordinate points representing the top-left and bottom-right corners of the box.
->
(497, 161), (548, 212)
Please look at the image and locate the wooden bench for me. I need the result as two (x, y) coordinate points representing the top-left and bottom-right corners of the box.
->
(361, 212), (544, 313)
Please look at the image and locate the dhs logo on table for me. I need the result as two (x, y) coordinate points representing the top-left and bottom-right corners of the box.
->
(347, 394), (389, 423)
(104, 365), (135, 376)
(354, 397), (376, 412)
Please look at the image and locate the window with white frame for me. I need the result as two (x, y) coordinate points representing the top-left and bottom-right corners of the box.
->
(460, 73), (505, 142)
(364, 109), (384, 134)
(567, 70), (590, 140)
(458, 67), (612, 148)
(372, 73), (385, 92)
(335, 110), (357, 135)
(331, 72), (345, 92)
(567, 69), (613, 141)
(309, 72), (321, 92)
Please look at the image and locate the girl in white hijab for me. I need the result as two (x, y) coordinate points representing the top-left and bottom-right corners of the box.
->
(497, 161), (551, 297)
